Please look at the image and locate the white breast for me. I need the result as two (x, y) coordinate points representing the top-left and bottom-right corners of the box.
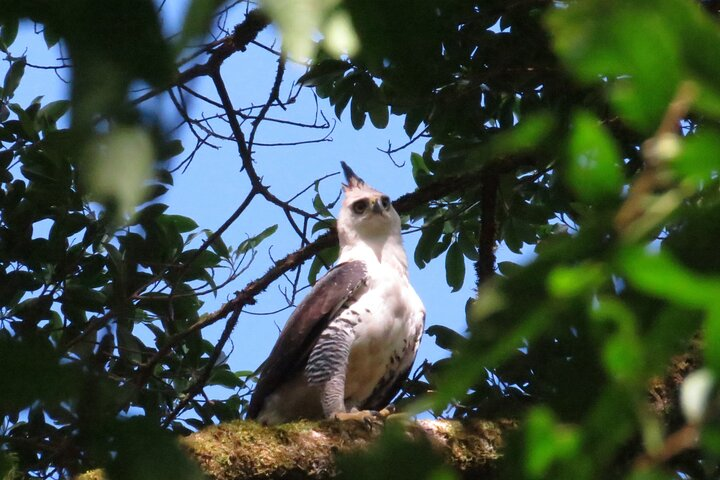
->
(342, 262), (425, 406)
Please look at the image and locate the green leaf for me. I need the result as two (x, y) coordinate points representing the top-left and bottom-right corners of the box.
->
(426, 325), (465, 352)
(431, 233), (452, 260)
(410, 152), (431, 184)
(38, 100), (71, 125)
(62, 285), (107, 313)
(619, 247), (720, 308)
(2, 57), (26, 100)
(672, 130), (720, 187)
(179, 0), (224, 46)
(84, 127), (155, 218)
(298, 59), (352, 86)
(179, 249), (221, 271)
(0, 337), (82, 411)
(336, 423), (456, 480)
(11, 295), (53, 322)
(331, 74), (355, 118)
(525, 407), (580, 477)
(497, 261), (522, 276)
(0, 19), (19, 51)
(457, 226), (478, 261)
(0, 451), (19, 480)
(414, 219), (444, 268)
(566, 111), (623, 203)
(238, 225), (278, 254)
(403, 107), (425, 137)
(313, 193), (332, 218)
(43, 26), (60, 48)
(161, 214), (199, 233)
(547, 263), (605, 298)
(308, 245), (339, 284)
(704, 308), (720, 374)
(445, 242), (465, 292)
(136, 203), (169, 225)
(350, 94), (366, 130)
(548, 2), (681, 132)
(107, 417), (204, 480)
(209, 368), (245, 389)
(312, 219), (334, 235)
(367, 100), (389, 129)
(204, 229), (230, 258)
(262, 1), (357, 60)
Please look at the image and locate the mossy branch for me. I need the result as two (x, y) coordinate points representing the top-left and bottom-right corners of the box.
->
(79, 418), (511, 480)
(189, 418), (510, 480)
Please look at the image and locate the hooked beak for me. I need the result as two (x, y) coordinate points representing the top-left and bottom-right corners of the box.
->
(371, 198), (384, 214)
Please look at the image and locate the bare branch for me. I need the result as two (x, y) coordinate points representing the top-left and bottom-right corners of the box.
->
(132, 9), (271, 106)
(248, 55), (287, 150)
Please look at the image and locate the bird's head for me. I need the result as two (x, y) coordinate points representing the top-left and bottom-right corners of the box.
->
(337, 162), (401, 246)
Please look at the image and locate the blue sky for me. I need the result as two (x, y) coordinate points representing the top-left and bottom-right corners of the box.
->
(5, 4), (529, 413)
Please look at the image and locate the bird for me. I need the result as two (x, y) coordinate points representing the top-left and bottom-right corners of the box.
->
(246, 162), (426, 425)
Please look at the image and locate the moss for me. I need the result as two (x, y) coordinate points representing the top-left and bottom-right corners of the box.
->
(76, 418), (509, 480)
(75, 469), (106, 480)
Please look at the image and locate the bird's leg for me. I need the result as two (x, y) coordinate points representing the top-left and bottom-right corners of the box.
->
(321, 372), (347, 418)
(320, 375), (377, 424)
(306, 318), (357, 418)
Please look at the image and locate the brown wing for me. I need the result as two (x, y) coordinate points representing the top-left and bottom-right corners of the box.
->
(246, 260), (367, 419)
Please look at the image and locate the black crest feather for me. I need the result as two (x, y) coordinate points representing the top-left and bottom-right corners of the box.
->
(340, 161), (366, 189)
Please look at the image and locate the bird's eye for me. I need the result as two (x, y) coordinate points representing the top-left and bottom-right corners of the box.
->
(380, 196), (391, 209)
(352, 200), (368, 214)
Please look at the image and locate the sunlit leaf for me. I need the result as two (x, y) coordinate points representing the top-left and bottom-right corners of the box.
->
(84, 127), (155, 219)
(324, 9), (360, 57)
(237, 224), (278, 254)
(548, 1), (681, 131)
(548, 262), (605, 298)
(619, 246), (720, 309)
(525, 407), (580, 478)
(261, 0), (358, 61)
(566, 111), (623, 204)
(179, 0), (224, 47)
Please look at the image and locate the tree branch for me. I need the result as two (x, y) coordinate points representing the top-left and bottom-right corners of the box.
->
(132, 9), (271, 106)
(79, 419), (511, 480)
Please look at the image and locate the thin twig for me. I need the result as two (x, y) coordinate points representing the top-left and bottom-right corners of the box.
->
(132, 10), (270, 106)
(161, 307), (243, 428)
(248, 55), (286, 150)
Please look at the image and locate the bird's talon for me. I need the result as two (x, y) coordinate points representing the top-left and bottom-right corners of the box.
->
(333, 409), (381, 425)
(378, 404), (396, 418)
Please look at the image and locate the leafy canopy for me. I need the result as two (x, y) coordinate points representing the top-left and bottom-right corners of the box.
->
(2, 0), (720, 479)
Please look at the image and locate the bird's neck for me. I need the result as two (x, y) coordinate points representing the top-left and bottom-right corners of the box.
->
(338, 234), (408, 276)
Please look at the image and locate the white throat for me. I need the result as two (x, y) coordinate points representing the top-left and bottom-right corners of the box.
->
(338, 231), (408, 276)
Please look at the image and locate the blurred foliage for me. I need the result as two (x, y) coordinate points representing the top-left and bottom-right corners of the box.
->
(297, 0), (720, 478)
(3, 0), (720, 479)
(0, 2), (272, 479)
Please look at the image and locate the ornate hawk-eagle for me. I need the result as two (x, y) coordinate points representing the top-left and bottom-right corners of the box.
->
(247, 163), (425, 424)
